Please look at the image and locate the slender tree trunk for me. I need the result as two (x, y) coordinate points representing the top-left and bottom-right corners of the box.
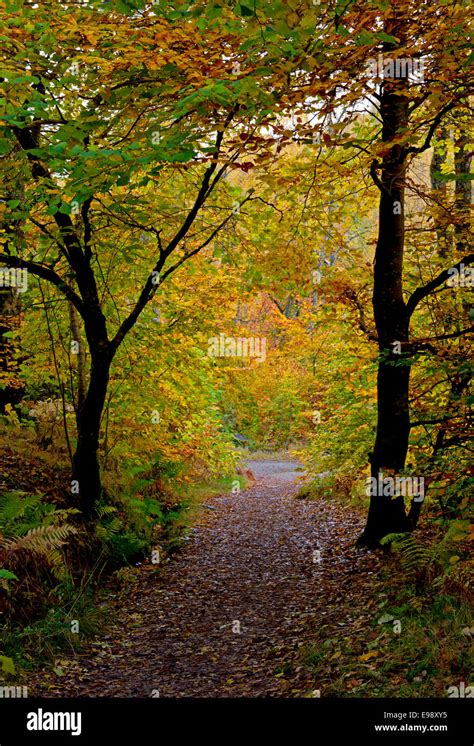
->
(0, 287), (23, 411)
(72, 349), (111, 520)
(70, 262), (111, 521)
(358, 25), (413, 547)
(454, 113), (472, 253)
(68, 297), (87, 425)
(430, 127), (448, 257)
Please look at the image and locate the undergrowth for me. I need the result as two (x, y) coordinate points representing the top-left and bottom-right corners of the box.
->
(299, 473), (473, 698)
(0, 421), (243, 684)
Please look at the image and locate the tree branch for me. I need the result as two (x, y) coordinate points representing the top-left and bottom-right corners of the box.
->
(12, 124), (85, 269)
(405, 100), (459, 156)
(0, 253), (84, 314)
(423, 326), (474, 342)
(370, 159), (391, 196)
(110, 113), (237, 353)
(406, 253), (474, 317)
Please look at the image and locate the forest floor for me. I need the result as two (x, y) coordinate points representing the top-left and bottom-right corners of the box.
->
(32, 458), (383, 697)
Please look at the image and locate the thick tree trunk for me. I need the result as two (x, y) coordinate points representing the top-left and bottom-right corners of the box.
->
(358, 28), (413, 547)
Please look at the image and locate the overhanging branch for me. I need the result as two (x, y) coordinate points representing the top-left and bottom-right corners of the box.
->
(110, 113), (237, 353)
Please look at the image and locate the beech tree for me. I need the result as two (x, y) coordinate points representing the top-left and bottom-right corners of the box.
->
(0, 1), (280, 518)
(1, 0), (471, 542)
(354, 1), (473, 545)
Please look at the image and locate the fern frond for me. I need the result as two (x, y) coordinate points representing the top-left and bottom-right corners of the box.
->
(389, 534), (438, 575)
(97, 505), (117, 518)
(0, 491), (44, 522)
(0, 524), (77, 554)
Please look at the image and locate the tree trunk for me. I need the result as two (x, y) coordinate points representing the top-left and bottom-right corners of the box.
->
(454, 113), (472, 253)
(72, 349), (111, 521)
(0, 287), (23, 412)
(68, 296), (87, 426)
(70, 264), (111, 521)
(430, 127), (448, 257)
(358, 27), (413, 547)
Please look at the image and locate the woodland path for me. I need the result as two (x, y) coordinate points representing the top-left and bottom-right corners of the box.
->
(35, 459), (380, 697)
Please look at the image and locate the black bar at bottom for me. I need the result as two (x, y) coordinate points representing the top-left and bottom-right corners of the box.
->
(0, 697), (471, 745)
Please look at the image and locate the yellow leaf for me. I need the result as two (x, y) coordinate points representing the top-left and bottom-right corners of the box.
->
(358, 650), (379, 662)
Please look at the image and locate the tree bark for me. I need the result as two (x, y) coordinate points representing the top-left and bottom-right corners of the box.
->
(0, 287), (23, 411)
(68, 296), (87, 426)
(69, 260), (111, 521)
(358, 24), (413, 547)
(430, 127), (449, 257)
(454, 113), (472, 253)
(72, 348), (111, 521)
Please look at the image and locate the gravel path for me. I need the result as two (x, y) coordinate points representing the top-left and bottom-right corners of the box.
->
(34, 459), (377, 697)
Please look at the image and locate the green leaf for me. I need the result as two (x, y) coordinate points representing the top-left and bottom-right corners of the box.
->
(0, 656), (16, 675)
(237, 4), (254, 17)
(58, 201), (73, 214)
(375, 32), (400, 44)
(0, 569), (19, 581)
